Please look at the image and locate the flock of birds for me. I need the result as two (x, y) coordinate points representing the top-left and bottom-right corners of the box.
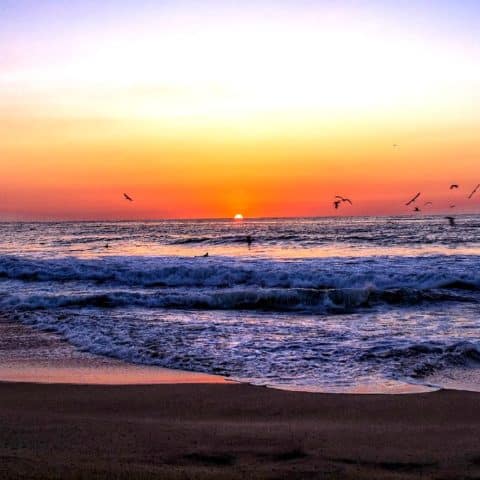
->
(123, 179), (479, 230)
(113, 182), (477, 251)
(333, 183), (480, 226)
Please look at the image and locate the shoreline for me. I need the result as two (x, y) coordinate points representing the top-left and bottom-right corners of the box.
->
(0, 317), (437, 393)
(0, 316), (230, 385)
(1, 316), (473, 394)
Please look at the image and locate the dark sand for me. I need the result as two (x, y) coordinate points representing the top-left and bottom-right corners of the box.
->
(1, 382), (480, 480)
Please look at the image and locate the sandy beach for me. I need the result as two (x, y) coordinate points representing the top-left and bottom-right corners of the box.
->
(0, 320), (479, 479)
(1, 382), (480, 479)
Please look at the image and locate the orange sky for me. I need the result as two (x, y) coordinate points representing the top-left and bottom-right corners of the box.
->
(1, 1), (479, 220)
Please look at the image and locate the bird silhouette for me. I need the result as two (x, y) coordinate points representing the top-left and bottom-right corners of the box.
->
(449, 204), (456, 208)
(468, 184), (480, 199)
(335, 196), (353, 205)
(449, 184), (459, 189)
(445, 216), (455, 226)
(406, 192), (421, 206)
(123, 193), (133, 201)
(333, 200), (341, 210)
(413, 207), (421, 212)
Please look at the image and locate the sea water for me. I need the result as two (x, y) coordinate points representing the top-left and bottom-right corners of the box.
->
(1, 216), (480, 392)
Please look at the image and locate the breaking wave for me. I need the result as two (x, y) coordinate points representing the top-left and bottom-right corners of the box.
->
(1, 254), (480, 290)
(361, 341), (480, 378)
(1, 254), (479, 314)
(1, 286), (477, 314)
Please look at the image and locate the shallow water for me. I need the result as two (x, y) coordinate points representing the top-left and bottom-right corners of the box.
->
(1, 216), (480, 392)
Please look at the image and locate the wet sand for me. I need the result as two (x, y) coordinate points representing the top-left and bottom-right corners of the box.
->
(0, 317), (229, 385)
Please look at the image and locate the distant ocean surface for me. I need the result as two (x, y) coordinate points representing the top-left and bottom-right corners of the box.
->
(1, 216), (480, 393)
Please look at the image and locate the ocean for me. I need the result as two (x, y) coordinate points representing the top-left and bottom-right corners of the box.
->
(1, 216), (480, 393)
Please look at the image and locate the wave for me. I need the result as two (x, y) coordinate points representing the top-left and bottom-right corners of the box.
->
(1, 285), (477, 314)
(1, 254), (480, 314)
(1, 254), (480, 291)
(169, 233), (309, 245)
(360, 341), (480, 378)
(170, 236), (212, 244)
(15, 307), (480, 391)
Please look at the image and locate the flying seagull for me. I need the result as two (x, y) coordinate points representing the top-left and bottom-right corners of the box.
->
(449, 184), (459, 190)
(333, 200), (341, 210)
(413, 207), (421, 212)
(335, 195), (353, 205)
(424, 201), (433, 206)
(123, 193), (133, 202)
(406, 192), (421, 206)
(449, 204), (456, 208)
(445, 216), (455, 226)
(468, 184), (480, 199)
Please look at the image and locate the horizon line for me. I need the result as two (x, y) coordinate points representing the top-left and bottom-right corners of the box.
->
(0, 212), (477, 223)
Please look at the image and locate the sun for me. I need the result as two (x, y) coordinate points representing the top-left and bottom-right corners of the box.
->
(234, 213), (244, 220)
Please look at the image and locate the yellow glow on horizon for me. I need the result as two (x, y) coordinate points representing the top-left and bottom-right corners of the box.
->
(1, 4), (479, 220)
(234, 214), (244, 220)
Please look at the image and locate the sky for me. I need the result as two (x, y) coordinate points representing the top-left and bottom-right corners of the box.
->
(1, 0), (479, 220)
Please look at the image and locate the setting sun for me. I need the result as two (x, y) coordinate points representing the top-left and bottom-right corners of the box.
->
(234, 214), (244, 220)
